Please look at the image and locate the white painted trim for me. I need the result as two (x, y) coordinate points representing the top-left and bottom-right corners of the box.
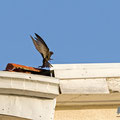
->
(52, 63), (120, 79)
(60, 78), (109, 94)
(0, 71), (59, 99)
(52, 63), (120, 70)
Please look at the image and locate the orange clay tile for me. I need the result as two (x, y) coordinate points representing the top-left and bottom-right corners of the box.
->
(6, 63), (42, 73)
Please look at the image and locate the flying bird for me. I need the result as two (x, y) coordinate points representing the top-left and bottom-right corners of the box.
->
(30, 33), (53, 68)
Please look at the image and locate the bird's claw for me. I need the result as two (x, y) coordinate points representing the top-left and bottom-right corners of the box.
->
(38, 66), (43, 68)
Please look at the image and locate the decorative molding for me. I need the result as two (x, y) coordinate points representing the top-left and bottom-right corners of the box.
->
(0, 71), (59, 99)
(51, 63), (120, 106)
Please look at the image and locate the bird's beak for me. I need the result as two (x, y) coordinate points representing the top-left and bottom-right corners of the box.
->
(50, 58), (53, 60)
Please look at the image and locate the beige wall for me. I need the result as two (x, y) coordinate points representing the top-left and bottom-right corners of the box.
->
(54, 105), (120, 120)
(0, 115), (29, 120)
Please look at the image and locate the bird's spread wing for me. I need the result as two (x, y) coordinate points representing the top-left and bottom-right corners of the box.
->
(30, 34), (49, 58)
(35, 33), (49, 50)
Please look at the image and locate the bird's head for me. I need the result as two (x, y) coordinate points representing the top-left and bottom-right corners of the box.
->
(50, 51), (53, 56)
(49, 51), (54, 60)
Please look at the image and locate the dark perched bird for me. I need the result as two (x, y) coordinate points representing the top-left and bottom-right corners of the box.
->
(30, 33), (53, 68)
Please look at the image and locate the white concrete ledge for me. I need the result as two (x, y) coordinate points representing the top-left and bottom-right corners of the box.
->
(52, 63), (120, 79)
(0, 71), (59, 99)
(0, 71), (60, 120)
(60, 78), (109, 94)
(51, 63), (120, 106)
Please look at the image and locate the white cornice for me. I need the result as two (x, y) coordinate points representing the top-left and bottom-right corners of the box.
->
(51, 63), (120, 105)
(0, 71), (60, 99)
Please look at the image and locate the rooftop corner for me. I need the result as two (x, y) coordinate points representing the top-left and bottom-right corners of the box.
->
(51, 63), (120, 106)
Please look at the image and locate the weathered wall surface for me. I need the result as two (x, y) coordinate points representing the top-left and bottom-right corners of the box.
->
(0, 94), (56, 120)
(54, 105), (120, 120)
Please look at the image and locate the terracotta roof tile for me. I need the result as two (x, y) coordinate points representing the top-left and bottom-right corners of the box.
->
(5, 63), (51, 76)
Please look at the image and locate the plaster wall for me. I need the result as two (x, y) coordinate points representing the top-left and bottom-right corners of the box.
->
(54, 105), (120, 120)
(0, 94), (56, 120)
